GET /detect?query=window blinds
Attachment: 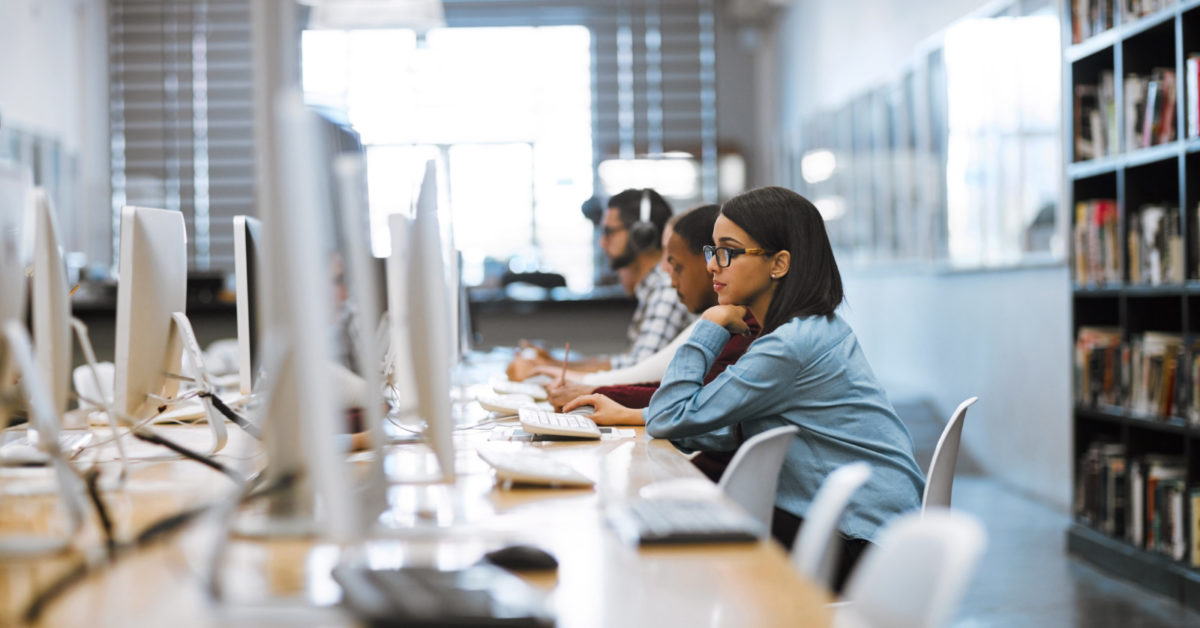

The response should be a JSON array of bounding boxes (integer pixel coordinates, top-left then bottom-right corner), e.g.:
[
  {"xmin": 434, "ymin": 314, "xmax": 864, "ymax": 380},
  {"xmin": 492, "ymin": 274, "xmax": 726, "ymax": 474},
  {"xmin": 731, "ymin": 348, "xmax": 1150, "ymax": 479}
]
[{"xmin": 108, "ymin": 0, "xmax": 254, "ymax": 273}]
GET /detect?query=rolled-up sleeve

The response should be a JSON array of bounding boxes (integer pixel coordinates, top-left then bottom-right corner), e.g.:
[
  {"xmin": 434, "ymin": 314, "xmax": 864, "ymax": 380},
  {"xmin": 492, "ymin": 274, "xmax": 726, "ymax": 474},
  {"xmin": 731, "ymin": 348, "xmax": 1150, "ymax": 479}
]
[{"xmin": 646, "ymin": 320, "xmax": 796, "ymax": 450}]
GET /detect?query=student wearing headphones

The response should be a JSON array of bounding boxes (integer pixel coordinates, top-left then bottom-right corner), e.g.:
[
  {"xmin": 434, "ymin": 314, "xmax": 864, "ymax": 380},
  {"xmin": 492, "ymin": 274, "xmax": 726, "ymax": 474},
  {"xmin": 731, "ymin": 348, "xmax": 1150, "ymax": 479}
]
[
  {"xmin": 508, "ymin": 188, "xmax": 693, "ymax": 377},
  {"xmin": 569, "ymin": 187, "xmax": 924, "ymax": 592}
]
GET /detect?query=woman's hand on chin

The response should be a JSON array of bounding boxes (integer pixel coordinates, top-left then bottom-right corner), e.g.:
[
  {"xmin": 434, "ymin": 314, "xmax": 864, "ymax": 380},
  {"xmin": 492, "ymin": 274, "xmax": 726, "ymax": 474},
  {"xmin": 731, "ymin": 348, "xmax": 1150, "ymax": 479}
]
[{"xmin": 702, "ymin": 305, "xmax": 749, "ymax": 335}]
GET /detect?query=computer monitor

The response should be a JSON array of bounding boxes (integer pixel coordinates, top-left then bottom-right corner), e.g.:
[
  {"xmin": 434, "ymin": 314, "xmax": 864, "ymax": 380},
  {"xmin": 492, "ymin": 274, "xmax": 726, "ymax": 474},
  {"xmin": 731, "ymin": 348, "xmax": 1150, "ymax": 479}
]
[
  {"xmin": 31, "ymin": 189, "xmax": 71, "ymax": 416},
  {"xmin": 0, "ymin": 162, "xmax": 29, "ymax": 326},
  {"xmin": 234, "ymin": 215, "xmax": 262, "ymax": 397},
  {"xmin": 398, "ymin": 159, "xmax": 455, "ymax": 482},
  {"xmin": 0, "ymin": 163, "xmax": 30, "ymax": 430},
  {"xmin": 242, "ymin": 91, "xmax": 358, "ymax": 540},
  {"xmin": 112, "ymin": 206, "xmax": 227, "ymax": 453},
  {"xmin": 113, "ymin": 206, "xmax": 187, "ymax": 422}
]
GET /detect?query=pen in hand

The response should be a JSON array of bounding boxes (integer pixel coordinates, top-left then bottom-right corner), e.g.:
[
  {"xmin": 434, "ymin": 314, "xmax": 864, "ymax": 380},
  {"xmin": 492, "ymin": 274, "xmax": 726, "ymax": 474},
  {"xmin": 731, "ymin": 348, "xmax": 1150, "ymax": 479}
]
[{"xmin": 555, "ymin": 342, "xmax": 570, "ymax": 389}]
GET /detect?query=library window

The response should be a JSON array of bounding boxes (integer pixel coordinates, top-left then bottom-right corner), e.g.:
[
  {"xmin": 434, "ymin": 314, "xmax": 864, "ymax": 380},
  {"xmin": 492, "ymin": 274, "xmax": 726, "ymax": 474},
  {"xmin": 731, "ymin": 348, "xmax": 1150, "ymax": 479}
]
[{"xmin": 301, "ymin": 25, "xmax": 595, "ymax": 290}]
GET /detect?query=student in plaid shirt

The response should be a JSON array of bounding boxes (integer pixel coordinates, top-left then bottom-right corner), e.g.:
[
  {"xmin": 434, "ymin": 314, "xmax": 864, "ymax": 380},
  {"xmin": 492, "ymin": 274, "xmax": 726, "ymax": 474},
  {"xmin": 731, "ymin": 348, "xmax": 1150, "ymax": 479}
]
[{"xmin": 507, "ymin": 188, "xmax": 693, "ymax": 378}]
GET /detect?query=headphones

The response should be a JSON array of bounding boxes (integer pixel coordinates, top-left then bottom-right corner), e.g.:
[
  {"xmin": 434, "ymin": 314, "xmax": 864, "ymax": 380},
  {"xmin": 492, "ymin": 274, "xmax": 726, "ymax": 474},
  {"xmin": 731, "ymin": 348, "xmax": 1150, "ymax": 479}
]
[{"xmin": 628, "ymin": 188, "xmax": 660, "ymax": 253}]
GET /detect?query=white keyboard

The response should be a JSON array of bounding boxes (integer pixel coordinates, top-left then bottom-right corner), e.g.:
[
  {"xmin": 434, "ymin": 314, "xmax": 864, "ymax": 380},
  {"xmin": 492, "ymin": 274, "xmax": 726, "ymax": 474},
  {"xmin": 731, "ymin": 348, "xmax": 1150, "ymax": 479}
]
[
  {"xmin": 492, "ymin": 379, "xmax": 548, "ymax": 401},
  {"xmin": 518, "ymin": 407, "xmax": 601, "ymax": 440},
  {"xmin": 0, "ymin": 431, "xmax": 93, "ymax": 465},
  {"xmin": 477, "ymin": 448, "xmax": 594, "ymax": 488},
  {"xmin": 476, "ymin": 393, "xmax": 538, "ymax": 415}
]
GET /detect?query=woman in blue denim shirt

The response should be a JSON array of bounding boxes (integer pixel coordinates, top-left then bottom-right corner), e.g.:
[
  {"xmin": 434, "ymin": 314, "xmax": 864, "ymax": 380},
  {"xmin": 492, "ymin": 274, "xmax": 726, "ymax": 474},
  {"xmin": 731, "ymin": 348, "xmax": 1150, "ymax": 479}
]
[{"xmin": 571, "ymin": 186, "xmax": 925, "ymax": 592}]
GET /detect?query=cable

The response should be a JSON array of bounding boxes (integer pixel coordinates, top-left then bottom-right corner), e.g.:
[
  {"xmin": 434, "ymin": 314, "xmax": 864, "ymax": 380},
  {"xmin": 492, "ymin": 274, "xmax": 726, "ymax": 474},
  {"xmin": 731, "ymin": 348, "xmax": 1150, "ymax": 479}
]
[
  {"xmin": 131, "ymin": 428, "xmax": 240, "ymax": 481},
  {"xmin": 83, "ymin": 466, "xmax": 117, "ymax": 558},
  {"xmin": 21, "ymin": 470, "xmax": 292, "ymax": 624},
  {"xmin": 199, "ymin": 392, "xmax": 261, "ymax": 440}
]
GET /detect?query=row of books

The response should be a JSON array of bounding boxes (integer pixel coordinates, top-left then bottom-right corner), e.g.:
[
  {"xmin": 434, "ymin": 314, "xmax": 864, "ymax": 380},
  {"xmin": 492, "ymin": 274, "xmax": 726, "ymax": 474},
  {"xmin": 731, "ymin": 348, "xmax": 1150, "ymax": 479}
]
[
  {"xmin": 1071, "ymin": 0, "xmax": 1176, "ymax": 45},
  {"xmin": 1074, "ymin": 72, "xmax": 1117, "ymax": 160},
  {"xmin": 1071, "ymin": 0, "xmax": 1115, "ymax": 44},
  {"xmin": 1073, "ymin": 199, "xmax": 1120, "ymax": 285},
  {"xmin": 1126, "ymin": 69, "xmax": 1177, "ymax": 151},
  {"xmin": 1074, "ymin": 68, "xmax": 1177, "ymax": 160},
  {"xmin": 1074, "ymin": 327, "xmax": 1200, "ymax": 423},
  {"xmin": 1124, "ymin": 0, "xmax": 1175, "ymax": 20},
  {"xmin": 1075, "ymin": 442, "xmax": 1197, "ymax": 563},
  {"xmin": 1128, "ymin": 203, "xmax": 1183, "ymax": 285}
]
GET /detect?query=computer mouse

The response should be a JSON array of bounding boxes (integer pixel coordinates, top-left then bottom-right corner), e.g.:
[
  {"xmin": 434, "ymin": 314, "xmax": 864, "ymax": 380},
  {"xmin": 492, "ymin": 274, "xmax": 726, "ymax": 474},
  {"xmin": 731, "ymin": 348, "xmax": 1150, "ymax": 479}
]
[
  {"xmin": 483, "ymin": 544, "xmax": 559, "ymax": 571},
  {"xmin": 565, "ymin": 404, "xmax": 595, "ymax": 416}
]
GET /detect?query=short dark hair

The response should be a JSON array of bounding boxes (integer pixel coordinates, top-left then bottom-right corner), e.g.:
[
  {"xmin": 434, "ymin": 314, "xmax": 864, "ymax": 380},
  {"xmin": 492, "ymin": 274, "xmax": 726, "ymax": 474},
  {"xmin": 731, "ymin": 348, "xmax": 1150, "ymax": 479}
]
[
  {"xmin": 607, "ymin": 188, "xmax": 673, "ymax": 243},
  {"xmin": 671, "ymin": 204, "xmax": 720, "ymax": 255},
  {"xmin": 719, "ymin": 186, "xmax": 843, "ymax": 333}
]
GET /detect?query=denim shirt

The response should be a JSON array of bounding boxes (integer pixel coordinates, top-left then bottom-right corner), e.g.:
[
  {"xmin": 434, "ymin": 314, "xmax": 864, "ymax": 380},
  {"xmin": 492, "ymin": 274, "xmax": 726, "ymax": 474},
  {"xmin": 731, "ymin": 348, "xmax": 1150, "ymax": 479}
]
[{"xmin": 645, "ymin": 315, "xmax": 925, "ymax": 541}]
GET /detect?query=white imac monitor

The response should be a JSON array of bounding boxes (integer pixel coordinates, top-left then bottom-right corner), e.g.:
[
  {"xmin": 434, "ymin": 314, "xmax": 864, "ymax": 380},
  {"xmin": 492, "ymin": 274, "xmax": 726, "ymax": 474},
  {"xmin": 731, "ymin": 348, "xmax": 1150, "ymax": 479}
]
[
  {"xmin": 31, "ymin": 189, "xmax": 72, "ymax": 416},
  {"xmin": 0, "ymin": 163, "xmax": 30, "ymax": 429},
  {"xmin": 113, "ymin": 206, "xmax": 187, "ymax": 422},
  {"xmin": 234, "ymin": 215, "xmax": 263, "ymax": 397},
  {"xmin": 401, "ymin": 159, "xmax": 455, "ymax": 482},
  {"xmin": 0, "ymin": 162, "xmax": 29, "ymax": 325},
  {"xmin": 243, "ymin": 91, "xmax": 357, "ymax": 540}
]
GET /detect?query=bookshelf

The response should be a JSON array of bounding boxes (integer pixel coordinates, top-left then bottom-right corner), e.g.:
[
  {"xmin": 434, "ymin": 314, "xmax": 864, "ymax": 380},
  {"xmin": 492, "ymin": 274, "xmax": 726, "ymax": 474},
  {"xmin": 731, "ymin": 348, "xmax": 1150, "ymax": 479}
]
[{"xmin": 1067, "ymin": 0, "xmax": 1200, "ymax": 610}]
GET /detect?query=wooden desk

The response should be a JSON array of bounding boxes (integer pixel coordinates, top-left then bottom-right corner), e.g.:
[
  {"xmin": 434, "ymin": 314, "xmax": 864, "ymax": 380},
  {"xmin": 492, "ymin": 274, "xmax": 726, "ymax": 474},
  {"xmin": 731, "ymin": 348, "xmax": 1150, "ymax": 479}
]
[{"xmin": 1, "ymin": 421, "xmax": 831, "ymax": 627}]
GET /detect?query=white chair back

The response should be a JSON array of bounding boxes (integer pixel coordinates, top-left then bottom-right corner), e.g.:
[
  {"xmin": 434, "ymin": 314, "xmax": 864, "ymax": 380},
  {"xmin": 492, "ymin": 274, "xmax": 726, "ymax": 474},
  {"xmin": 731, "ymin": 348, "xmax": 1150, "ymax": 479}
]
[
  {"xmin": 72, "ymin": 361, "xmax": 114, "ymax": 410},
  {"xmin": 922, "ymin": 397, "xmax": 978, "ymax": 512},
  {"xmin": 791, "ymin": 462, "xmax": 872, "ymax": 590},
  {"xmin": 837, "ymin": 508, "xmax": 986, "ymax": 628},
  {"xmin": 717, "ymin": 424, "xmax": 799, "ymax": 530}
]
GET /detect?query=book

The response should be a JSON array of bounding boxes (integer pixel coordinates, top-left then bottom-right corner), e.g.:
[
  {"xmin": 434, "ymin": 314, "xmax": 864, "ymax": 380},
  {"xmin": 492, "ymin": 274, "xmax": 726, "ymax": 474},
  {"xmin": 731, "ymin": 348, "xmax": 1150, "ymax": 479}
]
[
  {"xmin": 1188, "ymin": 55, "xmax": 1200, "ymax": 139},
  {"xmin": 1191, "ymin": 488, "xmax": 1200, "ymax": 567}
]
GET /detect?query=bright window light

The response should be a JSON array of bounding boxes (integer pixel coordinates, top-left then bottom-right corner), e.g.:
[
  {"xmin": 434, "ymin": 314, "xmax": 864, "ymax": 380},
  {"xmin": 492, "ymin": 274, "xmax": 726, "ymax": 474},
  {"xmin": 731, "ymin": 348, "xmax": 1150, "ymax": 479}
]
[
  {"xmin": 800, "ymin": 149, "xmax": 836, "ymax": 184},
  {"xmin": 814, "ymin": 196, "xmax": 846, "ymax": 221},
  {"xmin": 598, "ymin": 158, "xmax": 700, "ymax": 198},
  {"xmin": 302, "ymin": 26, "xmax": 594, "ymax": 289}
]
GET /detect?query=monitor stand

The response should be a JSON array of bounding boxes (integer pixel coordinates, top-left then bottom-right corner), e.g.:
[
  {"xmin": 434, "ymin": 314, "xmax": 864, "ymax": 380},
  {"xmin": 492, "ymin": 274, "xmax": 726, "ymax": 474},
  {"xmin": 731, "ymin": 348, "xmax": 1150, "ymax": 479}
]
[
  {"xmin": 69, "ymin": 317, "xmax": 130, "ymax": 481},
  {"xmin": 0, "ymin": 322, "xmax": 88, "ymax": 558},
  {"xmin": 169, "ymin": 312, "xmax": 229, "ymax": 455}
]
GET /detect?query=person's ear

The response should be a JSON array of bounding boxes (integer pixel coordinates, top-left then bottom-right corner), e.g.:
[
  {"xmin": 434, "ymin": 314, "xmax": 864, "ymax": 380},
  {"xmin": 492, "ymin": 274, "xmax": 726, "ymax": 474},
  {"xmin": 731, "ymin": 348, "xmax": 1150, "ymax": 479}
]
[{"xmin": 770, "ymin": 250, "xmax": 790, "ymax": 280}]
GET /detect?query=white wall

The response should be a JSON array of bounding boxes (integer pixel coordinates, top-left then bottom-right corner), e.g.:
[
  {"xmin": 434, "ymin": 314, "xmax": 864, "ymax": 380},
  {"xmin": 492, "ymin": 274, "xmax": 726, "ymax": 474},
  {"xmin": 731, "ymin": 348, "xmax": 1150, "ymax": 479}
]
[
  {"xmin": 766, "ymin": 0, "xmax": 1073, "ymax": 510},
  {"xmin": 839, "ymin": 266, "xmax": 1071, "ymax": 509},
  {"xmin": 0, "ymin": 0, "xmax": 109, "ymax": 266}
]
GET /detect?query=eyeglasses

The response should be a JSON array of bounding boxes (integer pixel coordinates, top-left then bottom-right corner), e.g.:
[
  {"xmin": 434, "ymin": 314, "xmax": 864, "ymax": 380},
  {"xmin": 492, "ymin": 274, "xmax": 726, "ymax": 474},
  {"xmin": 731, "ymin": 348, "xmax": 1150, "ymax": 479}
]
[
  {"xmin": 703, "ymin": 245, "xmax": 773, "ymax": 268},
  {"xmin": 601, "ymin": 225, "xmax": 627, "ymax": 238}
]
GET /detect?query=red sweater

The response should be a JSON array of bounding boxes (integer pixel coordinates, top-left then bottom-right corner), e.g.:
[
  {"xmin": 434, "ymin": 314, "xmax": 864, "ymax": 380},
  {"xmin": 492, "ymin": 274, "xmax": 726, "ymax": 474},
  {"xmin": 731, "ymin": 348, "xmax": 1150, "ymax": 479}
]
[{"xmin": 595, "ymin": 315, "xmax": 760, "ymax": 409}]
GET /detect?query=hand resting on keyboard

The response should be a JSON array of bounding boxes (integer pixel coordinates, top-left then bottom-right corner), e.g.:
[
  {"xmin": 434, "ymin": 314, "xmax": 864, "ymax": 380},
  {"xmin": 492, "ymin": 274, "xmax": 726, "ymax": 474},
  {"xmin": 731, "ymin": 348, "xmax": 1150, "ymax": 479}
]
[{"xmin": 561, "ymin": 393, "xmax": 644, "ymax": 426}]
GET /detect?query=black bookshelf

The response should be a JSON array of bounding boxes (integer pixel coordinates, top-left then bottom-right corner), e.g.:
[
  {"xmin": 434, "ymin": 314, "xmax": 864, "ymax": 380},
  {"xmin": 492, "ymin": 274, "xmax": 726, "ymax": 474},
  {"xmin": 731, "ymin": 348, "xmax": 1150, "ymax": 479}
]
[{"xmin": 1067, "ymin": 0, "xmax": 1200, "ymax": 612}]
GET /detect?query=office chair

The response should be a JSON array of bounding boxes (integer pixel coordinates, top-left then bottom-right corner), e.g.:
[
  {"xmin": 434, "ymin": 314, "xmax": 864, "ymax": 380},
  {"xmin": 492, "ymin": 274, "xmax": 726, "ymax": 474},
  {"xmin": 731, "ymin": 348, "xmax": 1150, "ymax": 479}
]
[
  {"xmin": 791, "ymin": 462, "xmax": 872, "ymax": 592},
  {"xmin": 835, "ymin": 508, "xmax": 986, "ymax": 628},
  {"xmin": 922, "ymin": 397, "xmax": 978, "ymax": 513},
  {"xmin": 717, "ymin": 424, "xmax": 800, "ymax": 530}
]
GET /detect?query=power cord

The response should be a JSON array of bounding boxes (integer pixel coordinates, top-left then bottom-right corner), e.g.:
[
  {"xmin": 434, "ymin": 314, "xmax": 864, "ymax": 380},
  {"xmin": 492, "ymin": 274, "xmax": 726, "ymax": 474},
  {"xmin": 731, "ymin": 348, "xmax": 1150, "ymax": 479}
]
[
  {"xmin": 198, "ymin": 391, "xmax": 261, "ymax": 440},
  {"xmin": 21, "ymin": 470, "xmax": 292, "ymax": 624}
]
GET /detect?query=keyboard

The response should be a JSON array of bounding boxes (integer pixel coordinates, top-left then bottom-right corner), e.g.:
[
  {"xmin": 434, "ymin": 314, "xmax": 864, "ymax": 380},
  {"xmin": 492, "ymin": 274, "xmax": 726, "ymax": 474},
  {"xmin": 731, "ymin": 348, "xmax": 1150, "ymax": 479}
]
[
  {"xmin": 0, "ymin": 431, "xmax": 93, "ymax": 465},
  {"xmin": 332, "ymin": 563, "xmax": 554, "ymax": 627},
  {"xmin": 492, "ymin": 379, "xmax": 548, "ymax": 401},
  {"xmin": 606, "ymin": 498, "xmax": 765, "ymax": 545},
  {"xmin": 477, "ymin": 448, "xmax": 594, "ymax": 488},
  {"xmin": 517, "ymin": 407, "xmax": 600, "ymax": 439}
]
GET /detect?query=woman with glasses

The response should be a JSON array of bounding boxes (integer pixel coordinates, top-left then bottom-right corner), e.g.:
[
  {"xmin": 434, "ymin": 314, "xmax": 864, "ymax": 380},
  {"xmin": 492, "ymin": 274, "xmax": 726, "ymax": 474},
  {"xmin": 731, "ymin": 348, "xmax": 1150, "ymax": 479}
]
[{"xmin": 567, "ymin": 186, "xmax": 924, "ymax": 593}]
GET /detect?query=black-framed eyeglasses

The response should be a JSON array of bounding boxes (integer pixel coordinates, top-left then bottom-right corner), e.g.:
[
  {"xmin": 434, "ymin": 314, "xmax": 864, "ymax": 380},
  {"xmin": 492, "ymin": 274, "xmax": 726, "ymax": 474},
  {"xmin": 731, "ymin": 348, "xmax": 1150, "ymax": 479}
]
[
  {"xmin": 703, "ymin": 245, "xmax": 774, "ymax": 268},
  {"xmin": 601, "ymin": 225, "xmax": 627, "ymax": 238}
]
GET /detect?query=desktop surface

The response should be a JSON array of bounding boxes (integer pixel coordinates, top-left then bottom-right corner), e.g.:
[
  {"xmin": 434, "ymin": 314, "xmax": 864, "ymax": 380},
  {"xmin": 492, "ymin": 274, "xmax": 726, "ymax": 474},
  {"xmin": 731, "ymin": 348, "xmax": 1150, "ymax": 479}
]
[{"xmin": 0, "ymin": 376, "xmax": 831, "ymax": 627}]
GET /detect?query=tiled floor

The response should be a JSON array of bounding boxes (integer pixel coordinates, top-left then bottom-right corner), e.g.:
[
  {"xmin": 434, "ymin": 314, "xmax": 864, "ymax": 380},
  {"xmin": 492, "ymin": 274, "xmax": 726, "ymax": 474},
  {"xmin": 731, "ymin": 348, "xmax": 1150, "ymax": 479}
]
[
  {"xmin": 892, "ymin": 400, "xmax": 1200, "ymax": 627},
  {"xmin": 948, "ymin": 476, "xmax": 1200, "ymax": 627}
]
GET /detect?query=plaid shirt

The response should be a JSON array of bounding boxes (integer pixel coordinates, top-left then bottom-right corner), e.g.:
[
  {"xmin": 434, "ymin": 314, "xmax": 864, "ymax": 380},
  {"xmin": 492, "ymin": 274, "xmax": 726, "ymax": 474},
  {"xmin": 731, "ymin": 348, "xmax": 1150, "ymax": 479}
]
[{"xmin": 611, "ymin": 267, "xmax": 694, "ymax": 369}]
